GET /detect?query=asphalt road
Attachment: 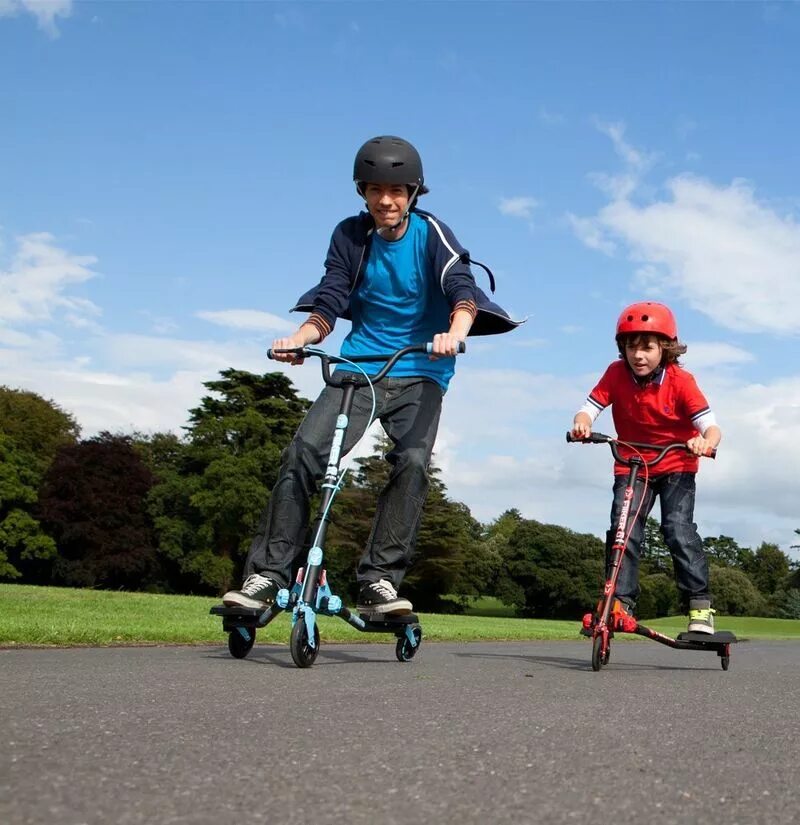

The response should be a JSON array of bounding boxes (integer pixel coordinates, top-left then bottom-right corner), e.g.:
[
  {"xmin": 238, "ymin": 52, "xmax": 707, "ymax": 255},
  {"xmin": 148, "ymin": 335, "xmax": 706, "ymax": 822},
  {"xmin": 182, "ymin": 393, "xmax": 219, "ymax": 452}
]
[{"xmin": 2, "ymin": 638, "xmax": 798, "ymax": 825}]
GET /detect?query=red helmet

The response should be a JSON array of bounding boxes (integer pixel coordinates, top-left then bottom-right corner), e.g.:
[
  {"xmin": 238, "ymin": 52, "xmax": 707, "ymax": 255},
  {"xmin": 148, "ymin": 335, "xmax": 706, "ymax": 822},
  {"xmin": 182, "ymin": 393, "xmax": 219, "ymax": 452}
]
[{"xmin": 616, "ymin": 302, "xmax": 678, "ymax": 340}]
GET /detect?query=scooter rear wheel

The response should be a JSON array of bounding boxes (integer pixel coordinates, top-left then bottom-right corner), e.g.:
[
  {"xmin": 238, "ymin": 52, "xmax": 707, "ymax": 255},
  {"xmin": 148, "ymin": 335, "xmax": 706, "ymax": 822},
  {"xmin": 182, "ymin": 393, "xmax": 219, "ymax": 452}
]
[
  {"xmin": 395, "ymin": 626, "xmax": 422, "ymax": 662},
  {"xmin": 228, "ymin": 627, "xmax": 256, "ymax": 659},
  {"xmin": 290, "ymin": 616, "xmax": 320, "ymax": 668}
]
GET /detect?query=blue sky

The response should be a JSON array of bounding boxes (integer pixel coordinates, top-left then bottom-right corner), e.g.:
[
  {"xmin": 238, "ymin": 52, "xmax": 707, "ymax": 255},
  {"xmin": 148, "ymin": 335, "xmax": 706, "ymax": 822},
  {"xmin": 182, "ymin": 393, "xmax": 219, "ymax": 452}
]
[{"xmin": 2, "ymin": 1, "xmax": 799, "ymax": 556}]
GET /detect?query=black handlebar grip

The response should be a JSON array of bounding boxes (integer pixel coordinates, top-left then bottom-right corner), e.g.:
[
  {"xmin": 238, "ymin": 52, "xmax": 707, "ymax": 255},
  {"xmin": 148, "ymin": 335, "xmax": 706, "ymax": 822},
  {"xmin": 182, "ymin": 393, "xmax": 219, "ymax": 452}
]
[
  {"xmin": 267, "ymin": 346, "xmax": 307, "ymax": 361},
  {"xmin": 566, "ymin": 431, "xmax": 612, "ymax": 444}
]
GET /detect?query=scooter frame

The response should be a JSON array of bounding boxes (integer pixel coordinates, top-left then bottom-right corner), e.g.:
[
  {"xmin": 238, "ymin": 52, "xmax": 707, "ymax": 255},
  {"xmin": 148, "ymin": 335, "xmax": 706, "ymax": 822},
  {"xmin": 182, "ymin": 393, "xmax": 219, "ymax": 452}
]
[
  {"xmin": 212, "ymin": 342, "xmax": 462, "ymax": 667},
  {"xmin": 567, "ymin": 431, "xmax": 736, "ymax": 672}
]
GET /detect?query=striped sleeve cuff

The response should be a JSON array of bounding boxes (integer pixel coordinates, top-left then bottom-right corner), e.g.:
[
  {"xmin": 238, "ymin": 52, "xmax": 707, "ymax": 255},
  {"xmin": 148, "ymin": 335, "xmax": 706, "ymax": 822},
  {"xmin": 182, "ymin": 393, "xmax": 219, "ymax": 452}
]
[
  {"xmin": 304, "ymin": 312, "xmax": 332, "ymax": 342},
  {"xmin": 449, "ymin": 299, "xmax": 478, "ymax": 324},
  {"xmin": 691, "ymin": 408, "xmax": 717, "ymax": 435},
  {"xmin": 578, "ymin": 396, "xmax": 605, "ymax": 423}
]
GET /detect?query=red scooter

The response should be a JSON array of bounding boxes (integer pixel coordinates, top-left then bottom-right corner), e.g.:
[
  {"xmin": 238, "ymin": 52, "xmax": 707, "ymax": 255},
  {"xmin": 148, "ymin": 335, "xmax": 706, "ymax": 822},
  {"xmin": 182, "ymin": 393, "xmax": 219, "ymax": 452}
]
[{"xmin": 567, "ymin": 431, "xmax": 736, "ymax": 672}]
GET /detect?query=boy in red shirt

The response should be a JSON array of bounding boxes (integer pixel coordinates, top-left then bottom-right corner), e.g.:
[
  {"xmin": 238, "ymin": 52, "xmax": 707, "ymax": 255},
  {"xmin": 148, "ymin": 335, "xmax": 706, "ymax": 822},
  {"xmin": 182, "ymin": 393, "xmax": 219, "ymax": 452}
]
[{"xmin": 571, "ymin": 302, "xmax": 722, "ymax": 633}]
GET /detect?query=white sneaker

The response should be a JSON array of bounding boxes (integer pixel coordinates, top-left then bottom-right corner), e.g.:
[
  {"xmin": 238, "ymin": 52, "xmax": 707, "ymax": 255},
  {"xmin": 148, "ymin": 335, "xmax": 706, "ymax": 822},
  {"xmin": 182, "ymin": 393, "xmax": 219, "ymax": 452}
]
[
  {"xmin": 222, "ymin": 574, "xmax": 278, "ymax": 608},
  {"xmin": 356, "ymin": 579, "xmax": 413, "ymax": 615}
]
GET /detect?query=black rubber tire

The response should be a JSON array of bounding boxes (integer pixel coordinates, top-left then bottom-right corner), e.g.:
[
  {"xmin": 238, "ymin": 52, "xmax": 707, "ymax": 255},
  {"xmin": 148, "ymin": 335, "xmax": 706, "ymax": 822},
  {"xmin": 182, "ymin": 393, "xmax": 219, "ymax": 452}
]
[
  {"xmin": 591, "ymin": 634, "xmax": 606, "ymax": 672},
  {"xmin": 721, "ymin": 656, "xmax": 730, "ymax": 671},
  {"xmin": 290, "ymin": 616, "xmax": 320, "ymax": 668},
  {"xmin": 228, "ymin": 628, "xmax": 255, "ymax": 659},
  {"xmin": 395, "ymin": 626, "xmax": 423, "ymax": 662}
]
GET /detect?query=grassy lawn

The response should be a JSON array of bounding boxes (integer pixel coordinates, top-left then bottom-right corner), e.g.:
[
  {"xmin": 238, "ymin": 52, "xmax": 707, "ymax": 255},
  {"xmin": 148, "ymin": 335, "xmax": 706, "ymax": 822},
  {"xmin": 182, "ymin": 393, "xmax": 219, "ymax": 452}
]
[{"xmin": 1, "ymin": 584, "xmax": 799, "ymax": 647}]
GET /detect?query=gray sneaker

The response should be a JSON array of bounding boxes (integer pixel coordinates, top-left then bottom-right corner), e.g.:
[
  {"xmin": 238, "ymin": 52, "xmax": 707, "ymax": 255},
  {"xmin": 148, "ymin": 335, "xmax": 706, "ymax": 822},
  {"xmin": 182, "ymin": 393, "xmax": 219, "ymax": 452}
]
[
  {"xmin": 688, "ymin": 598, "xmax": 716, "ymax": 634},
  {"xmin": 357, "ymin": 579, "xmax": 413, "ymax": 616},
  {"xmin": 222, "ymin": 573, "xmax": 278, "ymax": 609}
]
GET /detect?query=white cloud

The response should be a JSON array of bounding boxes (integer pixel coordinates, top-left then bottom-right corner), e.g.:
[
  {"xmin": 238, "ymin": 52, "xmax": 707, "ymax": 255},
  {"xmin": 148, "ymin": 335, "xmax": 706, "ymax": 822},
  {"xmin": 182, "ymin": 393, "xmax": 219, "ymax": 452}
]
[
  {"xmin": 197, "ymin": 309, "xmax": 294, "ymax": 333},
  {"xmin": 0, "ymin": 0, "xmax": 72, "ymax": 37},
  {"xmin": 682, "ymin": 342, "xmax": 755, "ymax": 370},
  {"xmin": 567, "ymin": 213, "xmax": 617, "ymax": 255},
  {"xmin": 594, "ymin": 120, "xmax": 655, "ymax": 172},
  {"xmin": 498, "ymin": 196, "xmax": 538, "ymax": 220},
  {"xmin": 0, "ymin": 232, "xmax": 100, "ymax": 325},
  {"xmin": 0, "ymin": 232, "xmax": 320, "ymax": 435},
  {"xmin": 572, "ymin": 123, "xmax": 800, "ymax": 337},
  {"xmin": 584, "ymin": 177, "xmax": 800, "ymax": 335}
]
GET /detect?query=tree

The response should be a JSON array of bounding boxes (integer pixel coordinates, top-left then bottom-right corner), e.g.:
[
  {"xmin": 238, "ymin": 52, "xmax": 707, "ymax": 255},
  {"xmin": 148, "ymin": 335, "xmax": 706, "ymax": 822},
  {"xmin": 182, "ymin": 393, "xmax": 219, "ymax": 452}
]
[
  {"xmin": 147, "ymin": 369, "xmax": 310, "ymax": 593},
  {"xmin": 637, "ymin": 573, "xmax": 679, "ymax": 619},
  {"xmin": 772, "ymin": 589, "xmax": 800, "ymax": 620},
  {"xmin": 748, "ymin": 542, "xmax": 791, "ymax": 596},
  {"xmin": 702, "ymin": 534, "xmax": 745, "ymax": 568},
  {"xmin": 0, "ymin": 386, "xmax": 80, "ymax": 474},
  {"xmin": 403, "ymin": 467, "xmax": 482, "ymax": 611},
  {"xmin": 641, "ymin": 517, "xmax": 671, "ymax": 575},
  {"xmin": 0, "ymin": 388, "xmax": 79, "ymax": 582},
  {"xmin": 709, "ymin": 567, "xmax": 766, "ymax": 616},
  {"xmin": 0, "ymin": 435, "xmax": 57, "ymax": 580},
  {"xmin": 494, "ymin": 518, "xmax": 604, "ymax": 619},
  {"xmin": 38, "ymin": 433, "xmax": 159, "ymax": 589}
]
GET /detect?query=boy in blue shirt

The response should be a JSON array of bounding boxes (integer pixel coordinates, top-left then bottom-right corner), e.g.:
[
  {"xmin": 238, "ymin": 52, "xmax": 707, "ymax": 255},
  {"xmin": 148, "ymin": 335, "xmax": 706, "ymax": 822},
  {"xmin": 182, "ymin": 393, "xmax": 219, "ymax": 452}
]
[{"xmin": 224, "ymin": 136, "xmax": 519, "ymax": 615}]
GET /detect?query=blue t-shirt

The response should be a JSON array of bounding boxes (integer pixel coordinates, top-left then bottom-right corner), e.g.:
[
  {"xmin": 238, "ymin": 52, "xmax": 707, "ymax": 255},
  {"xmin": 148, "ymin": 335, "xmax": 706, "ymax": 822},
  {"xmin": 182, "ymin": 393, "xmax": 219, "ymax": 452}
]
[{"xmin": 338, "ymin": 213, "xmax": 455, "ymax": 391}]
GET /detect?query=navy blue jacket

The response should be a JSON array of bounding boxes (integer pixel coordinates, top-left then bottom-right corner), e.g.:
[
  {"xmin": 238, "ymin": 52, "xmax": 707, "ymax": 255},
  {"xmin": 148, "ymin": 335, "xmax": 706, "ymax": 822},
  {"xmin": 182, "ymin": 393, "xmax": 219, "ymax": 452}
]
[{"xmin": 291, "ymin": 209, "xmax": 522, "ymax": 337}]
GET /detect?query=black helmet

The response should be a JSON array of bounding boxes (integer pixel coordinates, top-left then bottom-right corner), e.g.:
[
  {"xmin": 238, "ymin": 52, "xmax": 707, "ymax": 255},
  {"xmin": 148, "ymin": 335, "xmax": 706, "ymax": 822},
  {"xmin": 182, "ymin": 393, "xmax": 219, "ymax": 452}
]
[{"xmin": 353, "ymin": 136, "xmax": 429, "ymax": 193}]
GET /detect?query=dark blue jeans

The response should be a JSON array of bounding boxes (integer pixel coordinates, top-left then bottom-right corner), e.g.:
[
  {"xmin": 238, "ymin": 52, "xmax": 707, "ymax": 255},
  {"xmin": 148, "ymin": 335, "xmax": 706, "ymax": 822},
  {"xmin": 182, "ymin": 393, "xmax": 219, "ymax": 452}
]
[
  {"xmin": 607, "ymin": 472, "xmax": 710, "ymax": 608},
  {"xmin": 244, "ymin": 376, "xmax": 443, "ymax": 588}
]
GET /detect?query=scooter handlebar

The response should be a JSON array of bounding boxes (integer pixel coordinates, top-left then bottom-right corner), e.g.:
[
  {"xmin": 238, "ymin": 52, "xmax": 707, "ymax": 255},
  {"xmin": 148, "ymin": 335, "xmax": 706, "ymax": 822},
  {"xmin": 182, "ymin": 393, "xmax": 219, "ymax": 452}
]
[
  {"xmin": 566, "ymin": 431, "xmax": 716, "ymax": 462},
  {"xmin": 268, "ymin": 341, "xmax": 466, "ymax": 386},
  {"xmin": 267, "ymin": 341, "xmax": 466, "ymax": 361}
]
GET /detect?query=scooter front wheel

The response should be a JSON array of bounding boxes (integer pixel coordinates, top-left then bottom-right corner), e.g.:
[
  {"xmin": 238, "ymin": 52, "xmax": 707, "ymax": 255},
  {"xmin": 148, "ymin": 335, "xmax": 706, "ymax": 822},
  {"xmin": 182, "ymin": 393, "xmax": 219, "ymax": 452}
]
[
  {"xmin": 591, "ymin": 633, "xmax": 608, "ymax": 671},
  {"xmin": 290, "ymin": 616, "xmax": 320, "ymax": 668}
]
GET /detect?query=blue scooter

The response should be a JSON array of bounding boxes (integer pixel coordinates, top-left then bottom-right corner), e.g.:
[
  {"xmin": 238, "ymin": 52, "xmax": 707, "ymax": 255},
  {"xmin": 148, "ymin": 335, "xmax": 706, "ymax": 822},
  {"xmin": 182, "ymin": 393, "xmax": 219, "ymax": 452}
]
[{"xmin": 212, "ymin": 342, "xmax": 462, "ymax": 667}]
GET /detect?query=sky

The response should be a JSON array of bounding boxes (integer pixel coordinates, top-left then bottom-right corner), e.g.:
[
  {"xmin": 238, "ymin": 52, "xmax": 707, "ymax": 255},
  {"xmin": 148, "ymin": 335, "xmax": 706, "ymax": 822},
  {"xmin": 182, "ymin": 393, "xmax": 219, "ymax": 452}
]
[{"xmin": 2, "ymin": 0, "xmax": 799, "ymax": 557}]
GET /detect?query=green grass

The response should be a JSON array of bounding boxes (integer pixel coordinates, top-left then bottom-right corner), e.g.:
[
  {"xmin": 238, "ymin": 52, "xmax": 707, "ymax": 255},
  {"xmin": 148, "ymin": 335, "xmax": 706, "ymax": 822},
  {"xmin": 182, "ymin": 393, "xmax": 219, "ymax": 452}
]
[{"xmin": 1, "ymin": 584, "xmax": 799, "ymax": 647}]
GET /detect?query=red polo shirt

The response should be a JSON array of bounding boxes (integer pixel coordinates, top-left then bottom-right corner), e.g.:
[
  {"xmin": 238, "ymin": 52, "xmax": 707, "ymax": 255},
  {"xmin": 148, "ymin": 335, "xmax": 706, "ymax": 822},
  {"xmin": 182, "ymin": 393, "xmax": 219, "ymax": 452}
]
[{"xmin": 586, "ymin": 361, "xmax": 711, "ymax": 475}]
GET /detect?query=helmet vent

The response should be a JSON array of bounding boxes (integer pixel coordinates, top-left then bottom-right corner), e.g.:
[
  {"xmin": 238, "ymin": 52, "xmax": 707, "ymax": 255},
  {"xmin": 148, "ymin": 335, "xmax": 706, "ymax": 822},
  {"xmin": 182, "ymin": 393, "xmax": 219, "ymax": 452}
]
[{"xmin": 641, "ymin": 314, "xmax": 649, "ymax": 321}]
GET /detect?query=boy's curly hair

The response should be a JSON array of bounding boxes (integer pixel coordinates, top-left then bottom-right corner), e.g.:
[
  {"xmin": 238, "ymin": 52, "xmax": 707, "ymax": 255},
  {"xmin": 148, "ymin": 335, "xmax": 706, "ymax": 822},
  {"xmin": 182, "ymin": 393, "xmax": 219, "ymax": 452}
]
[{"xmin": 616, "ymin": 333, "xmax": 688, "ymax": 366}]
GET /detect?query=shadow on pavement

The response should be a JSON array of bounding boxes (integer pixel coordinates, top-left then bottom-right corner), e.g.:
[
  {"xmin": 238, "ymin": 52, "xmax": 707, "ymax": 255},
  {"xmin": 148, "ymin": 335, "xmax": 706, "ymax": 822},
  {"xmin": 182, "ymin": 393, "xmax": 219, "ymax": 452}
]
[
  {"xmin": 202, "ymin": 645, "xmax": 404, "ymax": 668},
  {"xmin": 453, "ymin": 648, "xmax": 725, "ymax": 672}
]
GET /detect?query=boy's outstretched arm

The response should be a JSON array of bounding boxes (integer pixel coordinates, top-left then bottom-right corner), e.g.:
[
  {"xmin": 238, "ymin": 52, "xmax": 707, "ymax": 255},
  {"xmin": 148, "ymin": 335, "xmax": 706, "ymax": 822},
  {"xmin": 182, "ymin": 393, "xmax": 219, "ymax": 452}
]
[
  {"xmin": 572, "ymin": 412, "xmax": 593, "ymax": 439},
  {"xmin": 687, "ymin": 425, "xmax": 722, "ymax": 457}
]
